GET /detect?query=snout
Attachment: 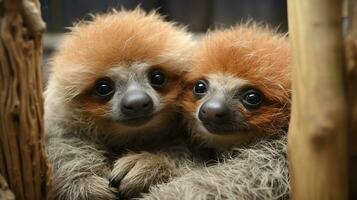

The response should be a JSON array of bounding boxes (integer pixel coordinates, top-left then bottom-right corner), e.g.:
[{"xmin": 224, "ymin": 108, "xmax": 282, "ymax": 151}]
[
  {"xmin": 120, "ymin": 89, "xmax": 154, "ymax": 120},
  {"xmin": 198, "ymin": 98, "xmax": 240, "ymax": 134},
  {"xmin": 199, "ymin": 98, "xmax": 231, "ymax": 123}
]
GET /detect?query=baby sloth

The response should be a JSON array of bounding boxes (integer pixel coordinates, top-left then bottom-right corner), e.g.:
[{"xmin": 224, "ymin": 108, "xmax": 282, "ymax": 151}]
[
  {"xmin": 143, "ymin": 25, "xmax": 291, "ymax": 200},
  {"xmin": 45, "ymin": 9, "xmax": 193, "ymax": 200}
]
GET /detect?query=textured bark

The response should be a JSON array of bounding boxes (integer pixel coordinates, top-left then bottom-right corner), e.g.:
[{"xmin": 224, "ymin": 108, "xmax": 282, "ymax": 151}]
[
  {"xmin": 0, "ymin": 0, "xmax": 52, "ymax": 200},
  {"xmin": 287, "ymin": 0, "xmax": 348, "ymax": 199},
  {"xmin": 345, "ymin": 0, "xmax": 357, "ymax": 198}
]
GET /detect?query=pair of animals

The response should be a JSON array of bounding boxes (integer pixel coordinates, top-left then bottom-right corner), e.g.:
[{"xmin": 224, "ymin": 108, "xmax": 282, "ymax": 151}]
[{"xmin": 45, "ymin": 8, "xmax": 291, "ymax": 200}]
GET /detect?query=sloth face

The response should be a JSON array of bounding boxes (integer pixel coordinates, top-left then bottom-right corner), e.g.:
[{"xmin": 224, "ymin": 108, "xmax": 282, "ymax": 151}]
[
  {"xmin": 184, "ymin": 73, "xmax": 265, "ymax": 134},
  {"xmin": 182, "ymin": 26, "xmax": 291, "ymax": 149},
  {"xmin": 184, "ymin": 72, "xmax": 290, "ymax": 149},
  {"xmin": 45, "ymin": 9, "xmax": 192, "ymax": 138},
  {"xmin": 192, "ymin": 74, "xmax": 258, "ymax": 134},
  {"xmin": 76, "ymin": 62, "xmax": 181, "ymax": 129}
]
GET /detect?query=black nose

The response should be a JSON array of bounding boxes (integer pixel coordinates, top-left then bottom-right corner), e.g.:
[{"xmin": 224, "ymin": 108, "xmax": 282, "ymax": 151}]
[
  {"xmin": 120, "ymin": 90, "xmax": 153, "ymax": 116},
  {"xmin": 198, "ymin": 99, "xmax": 230, "ymax": 123}
]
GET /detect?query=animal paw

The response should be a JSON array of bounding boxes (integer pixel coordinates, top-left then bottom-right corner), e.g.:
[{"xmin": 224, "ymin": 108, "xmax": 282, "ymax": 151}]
[{"xmin": 109, "ymin": 152, "xmax": 176, "ymax": 199}]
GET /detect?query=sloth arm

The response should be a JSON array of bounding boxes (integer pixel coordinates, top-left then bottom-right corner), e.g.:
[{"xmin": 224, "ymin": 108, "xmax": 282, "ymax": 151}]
[
  {"xmin": 46, "ymin": 136, "xmax": 117, "ymax": 200},
  {"xmin": 141, "ymin": 137, "xmax": 289, "ymax": 200}
]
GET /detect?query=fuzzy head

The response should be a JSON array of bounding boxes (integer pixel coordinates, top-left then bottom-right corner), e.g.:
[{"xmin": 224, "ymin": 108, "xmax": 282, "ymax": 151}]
[
  {"xmin": 45, "ymin": 9, "xmax": 193, "ymax": 142},
  {"xmin": 182, "ymin": 25, "xmax": 291, "ymax": 150}
]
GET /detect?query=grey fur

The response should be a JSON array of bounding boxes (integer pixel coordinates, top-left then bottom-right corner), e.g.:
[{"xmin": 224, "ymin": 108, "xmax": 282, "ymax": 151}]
[
  {"xmin": 46, "ymin": 136, "xmax": 117, "ymax": 200},
  {"xmin": 45, "ymin": 116, "xmax": 190, "ymax": 200},
  {"xmin": 142, "ymin": 136, "xmax": 289, "ymax": 200},
  {"xmin": 45, "ymin": 124, "xmax": 189, "ymax": 200},
  {"xmin": 110, "ymin": 145, "xmax": 195, "ymax": 199}
]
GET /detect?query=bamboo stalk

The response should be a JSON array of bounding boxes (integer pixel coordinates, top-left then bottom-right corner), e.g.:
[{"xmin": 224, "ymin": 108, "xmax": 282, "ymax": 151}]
[
  {"xmin": 0, "ymin": 0, "xmax": 52, "ymax": 199},
  {"xmin": 287, "ymin": 0, "xmax": 348, "ymax": 199}
]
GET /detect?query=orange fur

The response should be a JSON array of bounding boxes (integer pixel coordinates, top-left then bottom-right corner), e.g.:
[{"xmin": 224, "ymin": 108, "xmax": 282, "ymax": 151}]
[
  {"xmin": 48, "ymin": 9, "xmax": 193, "ymax": 134},
  {"xmin": 182, "ymin": 25, "xmax": 291, "ymax": 149},
  {"xmin": 51, "ymin": 9, "xmax": 191, "ymax": 73}
]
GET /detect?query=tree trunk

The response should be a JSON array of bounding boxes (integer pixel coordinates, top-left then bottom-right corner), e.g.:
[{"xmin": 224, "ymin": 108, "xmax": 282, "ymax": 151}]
[
  {"xmin": 287, "ymin": 0, "xmax": 348, "ymax": 199},
  {"xmin": 0, "ymin": 0, "xmax": 52, "ymax": 199},
  {"xmin": 345, "ymin": 0, "xmax": 357, "ymax": 198}
]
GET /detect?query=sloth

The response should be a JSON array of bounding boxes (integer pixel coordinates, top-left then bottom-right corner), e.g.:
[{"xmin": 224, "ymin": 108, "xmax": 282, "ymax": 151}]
[
  {"xmin": 44, "ymin": 9, "xmax": 194, "ymax": 200},
  {"xmin": 142, "ymin": 25, "xmax": 292, "ymax": 200}
]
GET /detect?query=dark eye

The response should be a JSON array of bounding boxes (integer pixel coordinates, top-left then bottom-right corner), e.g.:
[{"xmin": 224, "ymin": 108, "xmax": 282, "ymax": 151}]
[
  {"xmin": 242, "ymin": 89, "xmax": 262, "ymax": 108},
  {"xmin": 149, "ymin": 70, "xmax": 167, "ymax": 89},
  {"xmin": 193, "ymin": 80, "xmax": 208, "ymax": 96},
  {"xmin": 94, "ymin": 80, "xmax": 114, "ymax": 99}
]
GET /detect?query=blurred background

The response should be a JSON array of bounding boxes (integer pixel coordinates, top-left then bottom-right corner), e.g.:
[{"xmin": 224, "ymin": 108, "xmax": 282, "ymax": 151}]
[{"xmin": 40, "ymin": 0, "xmax": 288, "ymax": 77}]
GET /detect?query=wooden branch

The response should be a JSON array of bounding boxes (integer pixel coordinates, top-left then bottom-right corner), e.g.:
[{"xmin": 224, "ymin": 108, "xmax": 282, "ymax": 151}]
[
  {"xmin": 21, "ymin": 0, "xmax": 46, "ymax": 35},
  {"xmin": 0, "ymin": 0, "xmax": 52, "ymax": 199},
  {"xmin": 287, "ymin": 0, "xmax": 348, "ymax": 199},
  {"xmin": 345, "ymin": 0, "xmax": 357, "ymax": 198}
]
